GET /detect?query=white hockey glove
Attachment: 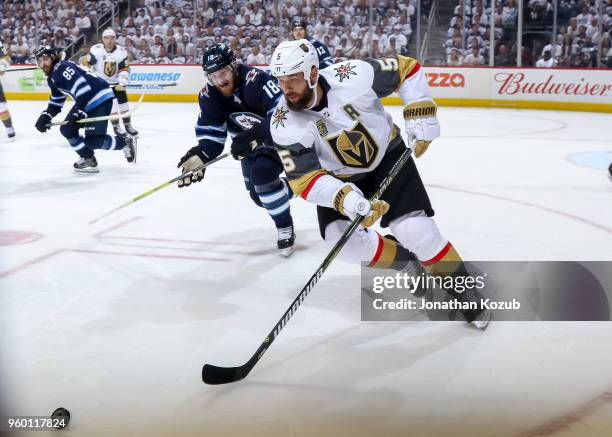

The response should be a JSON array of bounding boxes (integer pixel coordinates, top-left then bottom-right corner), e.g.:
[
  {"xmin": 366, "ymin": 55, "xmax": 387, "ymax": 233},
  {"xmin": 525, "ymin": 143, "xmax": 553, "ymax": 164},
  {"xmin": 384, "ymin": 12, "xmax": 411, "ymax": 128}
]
[
  {"xmin": 333, "ymin": 183, "xmax": 389, "ymax": 228},
  {"xmin": 403, "ymin": 98, "xmax": 440, "ymax": 158},
  {"xmin": 118, "ymin": 70, "xmax": 130, "ymax": 88},
  {"xmin": 0, "ymin": 59, "xmax": 8, "ymax": 76}
]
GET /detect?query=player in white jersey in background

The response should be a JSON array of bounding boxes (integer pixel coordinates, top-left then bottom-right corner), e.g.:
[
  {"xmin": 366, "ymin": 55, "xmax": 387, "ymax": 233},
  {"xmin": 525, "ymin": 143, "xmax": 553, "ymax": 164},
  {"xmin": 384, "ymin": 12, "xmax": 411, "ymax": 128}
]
[
  {"xmin": 265, "ymin": 40, "xmax": 490, "ymax": 328},
  {"xmin": 0, "ymin": 42, "xmax": 16, "ymax": 141},
  {"xmin": 82, "ymin": 28, "xmax": 138, "ymax": 137}
]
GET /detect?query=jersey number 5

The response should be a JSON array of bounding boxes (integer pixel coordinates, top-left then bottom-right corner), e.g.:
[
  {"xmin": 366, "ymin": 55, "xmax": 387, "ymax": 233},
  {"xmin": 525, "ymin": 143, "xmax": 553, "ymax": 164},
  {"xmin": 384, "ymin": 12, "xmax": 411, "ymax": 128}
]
[
  {"xmin": 376, "ymin": 58, "xmax": 398, "ymax": 71},
  {"xmin": 278, "ymin": 150, "xmax": 296, "ymax": 173}
]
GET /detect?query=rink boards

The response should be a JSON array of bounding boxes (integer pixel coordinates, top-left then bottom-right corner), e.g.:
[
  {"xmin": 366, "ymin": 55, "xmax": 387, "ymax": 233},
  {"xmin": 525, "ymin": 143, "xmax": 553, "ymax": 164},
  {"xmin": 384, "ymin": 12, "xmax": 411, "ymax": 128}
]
[{"xmin": 3, "ymin": 64, "xmax": 612, "ymax": 113}]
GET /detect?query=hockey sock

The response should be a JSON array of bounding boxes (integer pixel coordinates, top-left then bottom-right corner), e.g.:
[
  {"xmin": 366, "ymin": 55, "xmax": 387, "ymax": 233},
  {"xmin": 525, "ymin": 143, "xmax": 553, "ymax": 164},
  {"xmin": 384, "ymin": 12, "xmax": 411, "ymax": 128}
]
[
  {"xmin": 251, "ymin": 155, "xmax": 293, "ymax": 229},
  {"xmin": 86, "ymin": 135, "xmax": 125, "ymax": 151},
  {"xmin": 1, "ymin": 111, "xmax": 13, "ymax": 128},
  {"xmin": 254, "ymin": 178, "xmax": 293, "ymax": 229},
  {"xmin": 67, "ymin": 135, "xmax": 94, "ymax": 158},
  {"xmin": 422, "ymin": 243, "xmax": 485, "ymax": 322}
]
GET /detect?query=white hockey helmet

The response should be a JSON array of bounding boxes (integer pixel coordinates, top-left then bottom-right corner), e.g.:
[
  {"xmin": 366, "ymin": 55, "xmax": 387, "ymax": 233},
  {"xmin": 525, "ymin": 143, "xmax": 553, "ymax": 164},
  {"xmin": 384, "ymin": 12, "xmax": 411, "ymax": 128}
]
[
  {"xmin": 102, "ymin": 28, "xmax": 116, "ymax": 39},
  {"xmin": 270, "ymin": 39, "xmax": 319, "ymax": 89}
]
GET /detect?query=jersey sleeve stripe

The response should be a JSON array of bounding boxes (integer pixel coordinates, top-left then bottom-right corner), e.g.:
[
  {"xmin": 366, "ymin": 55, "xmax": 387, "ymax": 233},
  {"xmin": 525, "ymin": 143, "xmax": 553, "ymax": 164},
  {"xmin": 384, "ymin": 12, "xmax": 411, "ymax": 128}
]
[
  {"xmin": 74, "ymin": 84, "xmax": 92, "ymax": 97},
  {"xmin": 69, "ymin": 76, "xmax": 87, "ymax": 95},
  {"xmin": 195, "ymin": 134, "xmax": 226, "ymax": 143},
  {"xmin": 195, "ymin": 123, "xmax": 227, "ymax": 133}
]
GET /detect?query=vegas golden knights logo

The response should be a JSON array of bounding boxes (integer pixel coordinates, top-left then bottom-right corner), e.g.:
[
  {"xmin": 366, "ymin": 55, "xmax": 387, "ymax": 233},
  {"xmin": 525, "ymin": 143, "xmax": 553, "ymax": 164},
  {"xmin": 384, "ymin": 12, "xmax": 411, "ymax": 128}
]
[
  {"xmin": 326, "ymin": 121, "xmax": 379, "ymax": 168},
  {"xmin": 104, "ymin": 61, "xmax": 117, "ymax": 77}
]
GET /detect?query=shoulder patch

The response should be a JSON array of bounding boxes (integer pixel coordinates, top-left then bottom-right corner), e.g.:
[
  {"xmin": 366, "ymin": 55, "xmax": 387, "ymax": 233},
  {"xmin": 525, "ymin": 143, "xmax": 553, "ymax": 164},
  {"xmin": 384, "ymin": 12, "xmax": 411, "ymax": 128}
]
[
  {"xmin": 245, "ymin": 69, "xmax": 258, "ymax": 85},
  {"xmin": 199, "ymin": 84, "xmax": 209, "ymax": 98},
  {"xmin": 333, "ymin": 62, "xmax": 358, "ymax": 82},
  {"xmin": 271, "ymin": 106, "xmax": 289, "ymax": 129}
]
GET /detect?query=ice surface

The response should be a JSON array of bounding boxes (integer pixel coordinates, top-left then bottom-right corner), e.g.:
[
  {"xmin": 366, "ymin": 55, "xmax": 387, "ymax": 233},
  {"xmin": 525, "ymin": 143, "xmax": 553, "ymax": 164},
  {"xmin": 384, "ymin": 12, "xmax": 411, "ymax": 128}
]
[{"xmin": 1, "ymin": 101, "xmax": 611, "ymax": 436}]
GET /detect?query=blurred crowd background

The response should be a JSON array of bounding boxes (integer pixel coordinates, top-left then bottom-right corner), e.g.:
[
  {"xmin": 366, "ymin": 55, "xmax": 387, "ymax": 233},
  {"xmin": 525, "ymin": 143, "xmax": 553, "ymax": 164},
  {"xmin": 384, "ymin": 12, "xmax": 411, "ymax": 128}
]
[{"xmin": 1, "ymin": 0, "xmax": 610, "ymax": 68}]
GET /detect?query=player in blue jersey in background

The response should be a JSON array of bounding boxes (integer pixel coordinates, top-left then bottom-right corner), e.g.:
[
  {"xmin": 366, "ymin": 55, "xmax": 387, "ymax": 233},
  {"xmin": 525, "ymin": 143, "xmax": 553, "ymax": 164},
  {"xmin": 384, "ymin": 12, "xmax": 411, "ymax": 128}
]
[
  {"xmin": 176, "ymin": 43, "xmax": 296, "ymax": 256},
  {"xmin": 33, "ymin": 46, "xmax": 136, "ymax": 173},
  {"xmin": 291, "ymin": 17, "xmax": 334, "ymax": 69}
]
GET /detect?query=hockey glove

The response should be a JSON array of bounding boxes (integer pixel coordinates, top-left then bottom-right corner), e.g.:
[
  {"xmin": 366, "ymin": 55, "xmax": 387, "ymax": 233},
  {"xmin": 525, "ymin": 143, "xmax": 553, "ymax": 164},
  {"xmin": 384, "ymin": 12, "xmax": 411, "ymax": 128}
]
[
  {"xmin": 66, "ymin": 109, "xmax": 88, "ymax": 126},
  {"xmin": 177, "ymin": 146, "xmax": 209, "ymax": 187},
  {"xmin": 403, "ymin": 98, "xmax": 440, "ymax": 158},
  {"xmin": 230, "ymin": 128, "xmax": 259, "ymax": 160},
  {"xmin": 333, "ymin": 184, "xmax": 390, "ymax": 228},
  {"xmin": 35, "ymin": 111, "xmax": 53, "ymax": 133}
]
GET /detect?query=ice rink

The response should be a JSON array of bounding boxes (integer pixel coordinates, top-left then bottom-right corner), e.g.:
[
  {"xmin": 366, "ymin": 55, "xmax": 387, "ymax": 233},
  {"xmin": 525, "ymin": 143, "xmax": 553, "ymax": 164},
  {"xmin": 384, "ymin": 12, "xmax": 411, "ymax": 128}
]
[{"xmin": 1, "ymin": 100, "xmax": 611, "ymax": 436}]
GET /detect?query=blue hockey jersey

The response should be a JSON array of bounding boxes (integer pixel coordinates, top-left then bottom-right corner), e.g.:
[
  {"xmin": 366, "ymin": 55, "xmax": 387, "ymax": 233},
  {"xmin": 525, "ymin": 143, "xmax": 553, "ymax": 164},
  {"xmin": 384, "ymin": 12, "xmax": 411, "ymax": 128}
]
[
  {"xmin": 194, "ymin": 64, "xmax": 282, "ymax": 158},
  {"xmin": 45, "ymin": 60, "xmax": 114, "ymax": 116},
  {"xmin": 309, "ymin": 38, "xmax": 333, "ymax": 68}
]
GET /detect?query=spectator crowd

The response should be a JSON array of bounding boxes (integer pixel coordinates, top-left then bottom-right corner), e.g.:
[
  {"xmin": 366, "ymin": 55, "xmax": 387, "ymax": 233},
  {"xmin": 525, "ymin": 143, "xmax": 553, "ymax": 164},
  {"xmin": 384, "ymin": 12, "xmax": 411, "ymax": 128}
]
[
  {"xmin": 444, "ymin": 0, "xmax": 611, "ymax": 68},
  {"xmin": 1, "ymin": 0, "xmax": 114, "ymax": 64},
  {"xmin": 108, "ymin": 0, "xmax": 421, "ymax": 64}
]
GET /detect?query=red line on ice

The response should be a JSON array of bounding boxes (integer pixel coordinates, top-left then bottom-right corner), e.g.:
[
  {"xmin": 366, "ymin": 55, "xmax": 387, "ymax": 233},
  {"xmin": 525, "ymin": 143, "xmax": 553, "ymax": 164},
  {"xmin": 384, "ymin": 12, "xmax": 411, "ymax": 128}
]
[
  {"xmin": 522, "ymin": 390, "xmax": 612, "ymax": 436},
  {"xmin": 429, "ymin": 185, "xmax": 612, "ymax": 235}
]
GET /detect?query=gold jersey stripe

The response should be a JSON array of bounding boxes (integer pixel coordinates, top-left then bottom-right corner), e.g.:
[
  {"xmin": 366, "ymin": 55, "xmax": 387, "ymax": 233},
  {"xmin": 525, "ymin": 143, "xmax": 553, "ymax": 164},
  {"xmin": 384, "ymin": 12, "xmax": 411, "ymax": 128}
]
[
  {"xmin": 396, "ymin": 55, "xmax": 419, "ymax": 91},
  {"xmin": 289, "ymin": 169, "xmax": 327, "ymax": 198}
]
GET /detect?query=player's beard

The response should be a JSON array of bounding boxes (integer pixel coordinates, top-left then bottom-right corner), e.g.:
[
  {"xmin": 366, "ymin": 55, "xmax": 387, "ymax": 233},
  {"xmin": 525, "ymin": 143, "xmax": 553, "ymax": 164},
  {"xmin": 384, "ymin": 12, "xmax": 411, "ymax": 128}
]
[{"xmin": 286, "ymin": 86, "xmax": 314, "ymax": 111}]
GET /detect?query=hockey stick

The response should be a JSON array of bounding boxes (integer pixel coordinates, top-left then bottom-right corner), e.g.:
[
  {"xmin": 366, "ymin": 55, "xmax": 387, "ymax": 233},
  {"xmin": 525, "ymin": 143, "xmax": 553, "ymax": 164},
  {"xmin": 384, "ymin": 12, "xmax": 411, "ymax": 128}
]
[
  {"xmin": 88, "ymin": 112, "xmax": 263, "ymax": 225},
  {"xmin": 125, "ymin": 82, "xmax": 178, "ymax": 88},
  {"xmin": 5, "ymin": 67, "xmax": 39, "ymax": 72},
  {"xmin": 202, "ymin": 146, "xmax": 413, "ymax": 385},
  {"xmin": 50, "ymin": 94, "xmax": 144, "ymax": 126},
  {"xmin": 88, "ymin": 151, "xmax": 230, "ymax": 224}
]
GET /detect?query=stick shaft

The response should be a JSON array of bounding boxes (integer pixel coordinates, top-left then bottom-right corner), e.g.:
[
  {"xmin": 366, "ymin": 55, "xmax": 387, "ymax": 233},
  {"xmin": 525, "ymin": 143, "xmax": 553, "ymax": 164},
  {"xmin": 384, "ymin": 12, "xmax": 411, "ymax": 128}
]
[
  {"xmin": 89, "ymin": 152, "xmax": 231, "ymax": 224},
  {"xmin": 50, "ymin": 94, "xmax": 144, "ymax": 126}
]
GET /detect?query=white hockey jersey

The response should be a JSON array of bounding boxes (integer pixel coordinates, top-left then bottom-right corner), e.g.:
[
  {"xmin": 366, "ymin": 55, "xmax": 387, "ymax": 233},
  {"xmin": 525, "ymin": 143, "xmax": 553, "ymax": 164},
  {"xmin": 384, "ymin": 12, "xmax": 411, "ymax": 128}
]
[
  {"xmin": 84, "ymin": 43, "xmax": 129, "ymax": 84},
  {"xmin": 270, "ymin": 55, "xmax": 432, "ymax": 206}
]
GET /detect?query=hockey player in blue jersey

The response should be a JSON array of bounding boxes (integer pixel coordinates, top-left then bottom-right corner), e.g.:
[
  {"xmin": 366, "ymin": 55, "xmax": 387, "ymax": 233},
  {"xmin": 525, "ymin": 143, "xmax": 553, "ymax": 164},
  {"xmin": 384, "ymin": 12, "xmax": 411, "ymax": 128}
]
[
  {"xmin": 176, "ymin": 43, "xmax": 296, "ymax": 256},
  {"xmin": 33, "ymin": 46, "xmax": 136, "ymax": 173},
  {"xmin": 291, "ymin": 17, "xmax": 334, "ymax": 68}
]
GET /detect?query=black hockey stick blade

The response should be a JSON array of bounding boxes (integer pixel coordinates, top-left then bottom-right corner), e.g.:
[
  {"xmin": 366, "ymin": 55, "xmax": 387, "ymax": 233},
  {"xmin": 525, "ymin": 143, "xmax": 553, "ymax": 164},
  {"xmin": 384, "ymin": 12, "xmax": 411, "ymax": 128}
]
[{"xmin": 202, "ymin": 364, "xmax": 247, "ymax": 385}]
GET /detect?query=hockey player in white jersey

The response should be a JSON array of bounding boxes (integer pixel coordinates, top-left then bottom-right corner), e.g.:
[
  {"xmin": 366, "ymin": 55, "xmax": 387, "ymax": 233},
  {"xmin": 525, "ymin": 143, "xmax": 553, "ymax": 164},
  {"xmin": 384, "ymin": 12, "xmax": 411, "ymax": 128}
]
[
  {"xmin": 0, "ymin": 42, "xmax": 16, "ymax": 141},
  {"xmin": 82, "ymin": 28, "xmax": 138, "ymax": 137},
  {"xmin": 267, "ymin": 40, "xmax": 489, "ymax": 328}
]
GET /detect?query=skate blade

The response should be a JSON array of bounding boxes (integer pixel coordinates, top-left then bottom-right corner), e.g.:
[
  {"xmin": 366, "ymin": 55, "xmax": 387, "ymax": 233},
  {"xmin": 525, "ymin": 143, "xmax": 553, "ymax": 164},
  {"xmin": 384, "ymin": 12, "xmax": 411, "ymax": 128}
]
[
  {"xmin": 469, "ymin": 308, "xmax": 491, "ymax": 331},
  {"xmin": 74, "ymin": 167, "xmax": 100, "ymax": 174},
  {"xmin": 279, "ymin": 246, "xmax": 295, "ymax": 257}
]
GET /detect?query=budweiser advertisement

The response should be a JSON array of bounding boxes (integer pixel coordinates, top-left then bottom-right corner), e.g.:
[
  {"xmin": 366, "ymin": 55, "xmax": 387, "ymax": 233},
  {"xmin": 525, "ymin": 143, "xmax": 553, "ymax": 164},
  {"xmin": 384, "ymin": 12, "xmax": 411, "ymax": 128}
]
[{"xmin": 422, "ymin": 67, "xmax": 612, "ymax": 105}]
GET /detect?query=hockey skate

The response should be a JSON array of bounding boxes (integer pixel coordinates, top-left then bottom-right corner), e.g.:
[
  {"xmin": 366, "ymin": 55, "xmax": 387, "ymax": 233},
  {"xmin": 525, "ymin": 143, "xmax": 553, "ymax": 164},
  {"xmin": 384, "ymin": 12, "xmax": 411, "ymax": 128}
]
[
  {"xmin": 277, "ymin": 225, "xmax": 296, "ymax": 257},
  {"xmin": 113, "ymin": 124, "xmax": 127, "ymax": 138},
  {"xmin": 73, "ymin": 156, "xmax": 99, "ymax": 173},
  {"xmin": 122, "ymin": 135, "xmax": 137, "ymax": 163},
  {"xmin": 469, "ymin": 307, "xmax": 491, "ymax": 330},
  {"xmin": 124, "ymin": 123, "xmax": 139, "ymax": 136},
  {"xmin": 6, "ymin": 127, "xmax": 15, "ymax": 141}
]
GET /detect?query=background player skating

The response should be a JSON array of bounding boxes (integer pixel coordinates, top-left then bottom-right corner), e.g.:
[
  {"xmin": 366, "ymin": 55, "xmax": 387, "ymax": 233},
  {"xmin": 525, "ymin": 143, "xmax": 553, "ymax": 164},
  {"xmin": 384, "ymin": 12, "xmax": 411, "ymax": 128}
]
[
  {"xmin": 82, "ymin": 28, "xmax": 138, "ymax": 137},
  {"xmin": 291, "ymin": 18, "xmax": 334, "ymax": 69},
  {"xmin": 269, "ymin": 40, "xmax": 489, "ymax": 328},
  {"xmin": 176, "ymin": 43, "xmax": 296, "ymax": 256},
  {"xmin": 0, "ymin": 42, "xmax": 16, "ymax": 141},
  {"xmin": 34, "ymin": 46, "xmax": 136, "ymax": 173}
]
